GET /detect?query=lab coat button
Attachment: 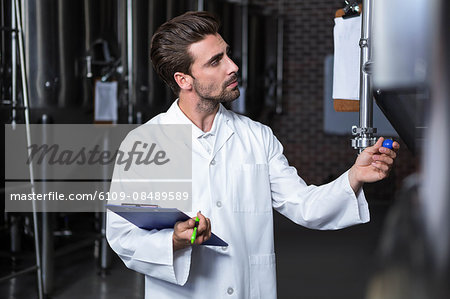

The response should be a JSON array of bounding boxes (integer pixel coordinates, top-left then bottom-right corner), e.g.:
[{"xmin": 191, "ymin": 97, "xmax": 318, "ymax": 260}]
[
  {"xmin": 227, "ymin": 287, "xmax": 234, "ymax": 295},
  {"xmin": 221, "ymin": 246, "xmax": 227, "ymax": 251},
  {"xmin": 210, "ymin": 159, "xmax": 216, "ymax": 165},
  {"xmin": 216, "ymin": 201, "xmax": 222, "ymax": 208}
]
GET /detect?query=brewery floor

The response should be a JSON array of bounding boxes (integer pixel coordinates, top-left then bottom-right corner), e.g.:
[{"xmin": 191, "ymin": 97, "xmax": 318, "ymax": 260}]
[{"xmin": 0, "ymin": 204, "xmax": 390, "ymax": 299}]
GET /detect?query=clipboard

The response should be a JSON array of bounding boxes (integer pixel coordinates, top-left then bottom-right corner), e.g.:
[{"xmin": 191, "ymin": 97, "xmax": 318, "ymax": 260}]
[{"xmin": 106, "ymin": 204, "xmax": 228, "ymax": 247}]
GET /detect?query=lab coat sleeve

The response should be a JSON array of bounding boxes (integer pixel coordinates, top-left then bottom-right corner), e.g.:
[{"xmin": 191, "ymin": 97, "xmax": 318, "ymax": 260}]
[
  {"xmin": 106, "ymin": 210, "xmax": 192, "ymax": 285},
  {"xmin": 265, "ymin": 127, "xmax": 370, "ymax": 230},
  {"xmin": 105, "ymin": 133, "xmax": 192, "ymax": 285}
]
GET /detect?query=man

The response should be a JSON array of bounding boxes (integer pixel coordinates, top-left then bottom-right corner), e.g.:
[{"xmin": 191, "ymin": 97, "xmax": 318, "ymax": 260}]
[{"xmin": 107, "ymin": 11, "xmax": 399, "ymax": 299}]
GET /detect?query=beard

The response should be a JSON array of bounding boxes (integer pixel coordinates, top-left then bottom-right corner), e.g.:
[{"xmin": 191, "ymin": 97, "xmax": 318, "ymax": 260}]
[{"xmin": 193, "ymin": 74, "xmax": 240, "ymax": 113}]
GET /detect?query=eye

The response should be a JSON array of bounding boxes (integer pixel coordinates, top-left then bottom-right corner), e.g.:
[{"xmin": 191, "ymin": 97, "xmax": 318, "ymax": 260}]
[{"xmin": 211, "ymin": 59, "xmax": 219, "ymax": 66}]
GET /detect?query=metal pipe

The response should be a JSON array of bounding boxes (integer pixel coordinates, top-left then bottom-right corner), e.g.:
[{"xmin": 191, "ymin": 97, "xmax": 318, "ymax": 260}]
[
  {"xmin": 83, "ymin": 0, "xmax": 91, "ymax": 50},
  {"xmin": 100, "ymin": 211, "xmax": 111, "ymax": 274},
  {"xmin": 241, "ymin": 0, "xmax": 248, "ymax": 114},
  {"xmin": 197, "ymin": 0, "xmax": 204, "ymax": 11},
  {"xmin": 352, "ymin": 0, "xmax": 376, "ymax": 152},
  {"xmin": 127, "ymin": 0, "xmax": 133, "ymax": 123},
  {"xmin": 1, "ymin": 1, "xmax": 5, "ymax": 68},
  {"xmin": 82, "ymin": 0, "xmax": 93, "ymax": 110},
  {"xmin": 40, "ymin": 114, "xmax": 54, "ymax": 295},
  {"xmin": 100, "ymin": 132, "xmax": 111, "ymax": 272},
  {"xmin": 42, "ymin": 212, "xmax": 54, "ymax": 294},
  {"xmin": 148, "ymin": 0, "xmax": 155, "ymax": 108},
  {"xmin": 11, "ymin": 0, "xmax": 17, "ymax": 124},
  {"xmin": 359, "ymin": 0, "xmax": 373, "ymax": 129},
  {"xmin": 14, "ymin": 0, "xmax": 44, "ymax": 297},
  {"xmin": 10, "ymin": 215, "xmax": 21, "ymax": 255}
]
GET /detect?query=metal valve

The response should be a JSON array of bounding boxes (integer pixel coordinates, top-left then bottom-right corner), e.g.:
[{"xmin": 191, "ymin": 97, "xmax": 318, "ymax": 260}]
[{"xmin": 351, "ymin": 125, "xmax": 377, "ymax": 153}]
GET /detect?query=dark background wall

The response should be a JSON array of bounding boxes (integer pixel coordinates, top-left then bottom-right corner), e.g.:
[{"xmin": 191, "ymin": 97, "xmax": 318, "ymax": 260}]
[{"xmin": 251, "ymin": 0, "xmax": 417, "ymax": 199}]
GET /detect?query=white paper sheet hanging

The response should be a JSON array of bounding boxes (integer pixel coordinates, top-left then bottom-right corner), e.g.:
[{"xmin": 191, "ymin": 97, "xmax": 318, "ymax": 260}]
[
  {"xmin": 332, "ymin": 16, "xmax": 361, "ymax": 101},
  {"xmin": 95, "ymin": 81, "xmax": 118, "ymax": 122}
]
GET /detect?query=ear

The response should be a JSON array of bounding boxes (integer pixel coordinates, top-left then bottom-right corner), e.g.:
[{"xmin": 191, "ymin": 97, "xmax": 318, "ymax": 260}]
[{"xmin": 174, "ymin": 72, "xmax": 193, "ymax": 91}]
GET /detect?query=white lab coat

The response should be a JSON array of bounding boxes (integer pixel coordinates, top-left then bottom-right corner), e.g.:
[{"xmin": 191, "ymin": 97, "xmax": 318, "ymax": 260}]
[{"xmin": 106, "ymin": 100, "xmax": 370, "ymax": 299}]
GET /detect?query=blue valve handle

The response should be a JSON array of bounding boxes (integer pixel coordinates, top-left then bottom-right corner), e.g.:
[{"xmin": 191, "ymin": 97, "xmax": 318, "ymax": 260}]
[{"xmin": 382, "ymin": 139, "xmax": 394, "ymax": 149}]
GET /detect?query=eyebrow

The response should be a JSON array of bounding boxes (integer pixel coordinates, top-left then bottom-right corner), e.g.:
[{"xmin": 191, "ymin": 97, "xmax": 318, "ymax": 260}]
[{"xmin": 204, "ymin": 45, "xmax": 230, "ymax": 67}]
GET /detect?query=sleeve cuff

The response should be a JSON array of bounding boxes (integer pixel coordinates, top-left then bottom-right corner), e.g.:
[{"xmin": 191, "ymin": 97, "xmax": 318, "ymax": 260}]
[
  {"xmin": 173, "ymin": 246, "xmax": 192, "ymax": 285},
  {"xmin": 343, "ymin": 170, "xmax": 370, "ymax": 223},
  {"xmin": 131, "ymin": 228, "xmax": 192, "ymax": 285}
]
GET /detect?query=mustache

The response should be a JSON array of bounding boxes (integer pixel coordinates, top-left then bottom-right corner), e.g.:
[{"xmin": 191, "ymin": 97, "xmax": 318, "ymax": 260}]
[{"xmin": 224, "ymin": 73, "xmax": 238, "ymax": 87}]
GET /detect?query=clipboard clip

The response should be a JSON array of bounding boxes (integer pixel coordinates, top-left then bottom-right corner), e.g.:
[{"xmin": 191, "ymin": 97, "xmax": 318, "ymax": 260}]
[
  {"xmin": 121, "ymin": 203, "xmax": 159, "ymax": 208},
  {"xmin": 342, "ymin": 1, "xmax": 360, "ymax": 19}
]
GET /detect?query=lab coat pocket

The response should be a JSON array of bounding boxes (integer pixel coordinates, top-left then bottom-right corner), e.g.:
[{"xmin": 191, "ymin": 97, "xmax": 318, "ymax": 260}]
[
  {"xmin": 249, "ymin": 253, "xmax": 277, "ymax": 299},
  {"xmin": 232, "ymin": 164, "xmax": 272, "ymax": 213}
]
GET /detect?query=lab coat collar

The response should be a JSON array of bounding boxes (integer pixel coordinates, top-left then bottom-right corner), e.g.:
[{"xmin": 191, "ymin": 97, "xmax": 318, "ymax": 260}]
[{"xmin": 166, "ymin": 99, "xmax": 235, "ymax": 158}]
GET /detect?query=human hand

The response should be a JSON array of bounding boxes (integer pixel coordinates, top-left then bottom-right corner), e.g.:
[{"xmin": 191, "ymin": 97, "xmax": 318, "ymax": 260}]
[
  {"xmin": 172, "ymin": 211, "xmax": 211, "ymax": 251},
  {"xmin": 348, "ymin": 137, "xmax": 400, "ymax": 193}
]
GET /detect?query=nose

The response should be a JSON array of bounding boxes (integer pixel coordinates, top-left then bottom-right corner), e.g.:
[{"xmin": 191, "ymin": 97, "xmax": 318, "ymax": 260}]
[{"xmin": 225, "ymin": 55, "xmax": 239, "ymax": 74}]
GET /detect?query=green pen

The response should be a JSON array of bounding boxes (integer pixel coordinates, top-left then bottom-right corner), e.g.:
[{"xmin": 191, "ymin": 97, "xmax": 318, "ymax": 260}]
[{"xmin": 190, "ymin": 214, "xmax": 200, "ymax": 244}]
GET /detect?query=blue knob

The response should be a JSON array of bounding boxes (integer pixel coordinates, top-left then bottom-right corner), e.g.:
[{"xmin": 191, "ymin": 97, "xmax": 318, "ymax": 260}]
[{"xmin": 382, "ymin": 139, "xmax": 393, "ymax": 149}]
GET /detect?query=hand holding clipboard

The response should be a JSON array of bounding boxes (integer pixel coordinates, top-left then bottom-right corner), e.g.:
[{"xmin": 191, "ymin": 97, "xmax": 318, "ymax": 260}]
[{"xmin": 106, "ymin": 204, "xmax": 228, "ymax": 247}]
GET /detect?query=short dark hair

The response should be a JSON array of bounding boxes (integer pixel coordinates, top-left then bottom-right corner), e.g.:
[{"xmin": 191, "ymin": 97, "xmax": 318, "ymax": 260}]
[{"xmin": 150, "ymin": 11, "xmax": 220, "ymax": 95}]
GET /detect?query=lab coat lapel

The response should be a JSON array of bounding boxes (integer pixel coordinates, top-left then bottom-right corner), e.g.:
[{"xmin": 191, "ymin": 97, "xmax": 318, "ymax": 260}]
[{"xmin": 212, "ymin": 106, "xmax": 234, "ymax": 158}]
